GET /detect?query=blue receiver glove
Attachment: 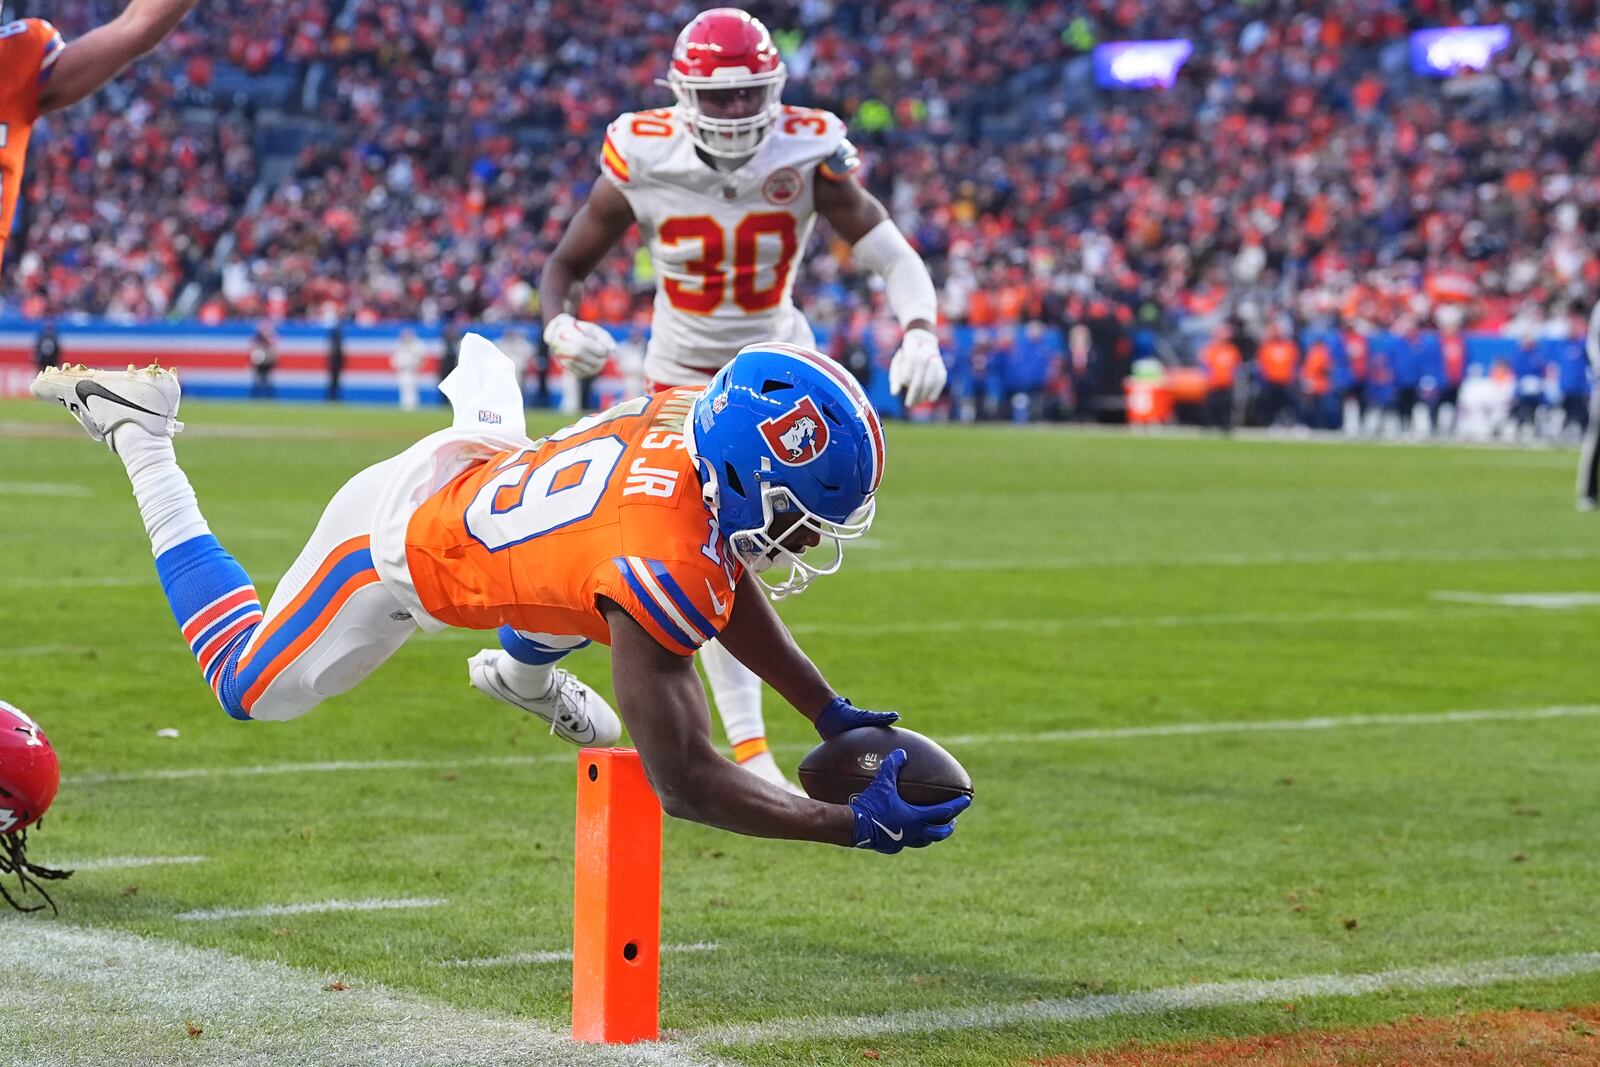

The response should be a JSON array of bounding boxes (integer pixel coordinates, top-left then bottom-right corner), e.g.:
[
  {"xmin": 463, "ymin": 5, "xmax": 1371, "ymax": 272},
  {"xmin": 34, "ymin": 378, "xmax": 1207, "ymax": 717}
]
[
  {"xmin": 847, "ymin": 749, "xmax": 972, "ymax": 855},
  {"xmin": 814, "ymin": 696, "xmax": 900, "ymax": 740}
]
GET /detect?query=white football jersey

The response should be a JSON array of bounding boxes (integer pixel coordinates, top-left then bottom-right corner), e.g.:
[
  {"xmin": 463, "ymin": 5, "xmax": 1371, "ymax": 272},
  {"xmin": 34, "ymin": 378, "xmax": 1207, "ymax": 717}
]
[{"xmin": 600, "ymin": 104, "xmax": 860, "ymax": 386}]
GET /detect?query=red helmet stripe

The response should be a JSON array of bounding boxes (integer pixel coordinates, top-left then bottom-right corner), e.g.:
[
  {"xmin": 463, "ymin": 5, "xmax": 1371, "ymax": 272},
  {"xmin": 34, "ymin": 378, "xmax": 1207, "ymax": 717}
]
[{"xmin": 672, "ymin": 8, "xmax": 781, "ymax": 78}]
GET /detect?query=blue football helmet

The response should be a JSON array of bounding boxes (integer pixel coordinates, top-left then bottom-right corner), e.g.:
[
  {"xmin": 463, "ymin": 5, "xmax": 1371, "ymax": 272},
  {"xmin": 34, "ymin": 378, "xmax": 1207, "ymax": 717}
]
[{"xmin": 686, "ymin": 342, "xmax": 885, "ymax": 598}]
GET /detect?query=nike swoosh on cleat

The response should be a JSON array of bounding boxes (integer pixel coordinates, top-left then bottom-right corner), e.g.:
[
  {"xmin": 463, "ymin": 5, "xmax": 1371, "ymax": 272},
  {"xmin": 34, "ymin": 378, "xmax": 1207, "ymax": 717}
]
[
  {"xmin": 75, "ymin": 379, "xmax": 165, "ymax": 418},
  {"xmin": 871, "ymin": 818, "xmax": 903, "ymax": 842}
]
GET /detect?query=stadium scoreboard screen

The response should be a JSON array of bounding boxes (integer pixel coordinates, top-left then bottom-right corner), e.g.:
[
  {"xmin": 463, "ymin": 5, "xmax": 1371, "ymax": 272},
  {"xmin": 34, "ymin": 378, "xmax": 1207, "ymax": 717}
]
[
  {"xmin": 1410, "ymin": 25, "xmax": 1512, "ymax": 77},
  {"xmin": 1093, "ymin": 39, "xmax": 1195, "ymax": 90}
]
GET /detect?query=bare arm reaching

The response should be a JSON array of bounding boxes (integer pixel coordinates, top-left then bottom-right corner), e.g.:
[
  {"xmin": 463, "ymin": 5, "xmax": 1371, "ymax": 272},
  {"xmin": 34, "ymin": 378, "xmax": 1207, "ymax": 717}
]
[
  {"xmin": 38, "ymin": 0, "xmax": 197, "ymax": 115},
  {"xmin": 539, "ymin": 177, "xmax": 637, "ymax": 321},
  {"xmin": 713, "ymin": 571, "xmax": 836, "ymax": 722},
  {"xmin": 714, "ymin": 570, "xmax": 902, "ymax": 739},
  {"xmin": 602, "ymin": 596, "xmax": 855, "ymax": 844}
]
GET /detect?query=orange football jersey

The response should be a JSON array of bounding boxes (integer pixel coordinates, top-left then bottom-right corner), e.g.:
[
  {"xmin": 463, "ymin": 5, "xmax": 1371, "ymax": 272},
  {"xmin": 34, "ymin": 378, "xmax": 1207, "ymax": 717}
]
[
  {"xmin": 405, "ymin": 389, "xmax": 741, "ymax": 655},
  {"xmin": 0, "ymin": 18, "xmax": 64, "ymax": 265}
]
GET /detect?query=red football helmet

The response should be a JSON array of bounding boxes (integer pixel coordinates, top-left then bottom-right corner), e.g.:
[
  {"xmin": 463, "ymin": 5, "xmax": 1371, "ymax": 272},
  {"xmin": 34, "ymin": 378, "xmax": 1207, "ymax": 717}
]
[
  {"xmin": 666, "ymin": 8, "xmax": 786, "ymax": 158},
  {"xmin": 0, "ymin": 700, "xmax": 59, "ymax": 836}
]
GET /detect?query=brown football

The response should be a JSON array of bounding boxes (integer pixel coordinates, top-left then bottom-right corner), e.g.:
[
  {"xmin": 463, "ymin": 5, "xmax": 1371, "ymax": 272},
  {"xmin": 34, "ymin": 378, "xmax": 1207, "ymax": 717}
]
[{"xmin": 797, "ymin": 726, "xmax": 973, "ymax": 806}]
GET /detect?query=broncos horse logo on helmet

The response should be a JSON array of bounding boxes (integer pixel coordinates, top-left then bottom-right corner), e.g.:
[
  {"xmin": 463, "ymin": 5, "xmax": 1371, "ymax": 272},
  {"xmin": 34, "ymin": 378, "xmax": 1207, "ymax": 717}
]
[
  {"xmin": 759, "ymin": 395, "xmax": 829, "ymax": 464},
  {"xmin": 686, "ymin": 341, "xmax": 885, "ymax": 599}
]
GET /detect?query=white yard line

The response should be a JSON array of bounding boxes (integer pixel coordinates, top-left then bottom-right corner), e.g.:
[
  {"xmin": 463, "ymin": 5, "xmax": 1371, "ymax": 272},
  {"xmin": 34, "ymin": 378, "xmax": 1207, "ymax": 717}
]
[
  {"xmin": 441, "ymin": 942, "xmax": 721, "ymax": 968},
  {"xmin": 0, "ymin": 571, "xmax": 285, "ymax": 590},
  {"xmin": 12, "ymin": 602, "xmax": 1581, "ymax": 662},
  {"xmin": 785, "ymin": 605, "xmax": 1519, "ymax": 637},
  {"xmin": 0, "ymin": 643, "xmax": 140, "ymax": 658},
  {"xmin": 932, "ymin": 704, "xmax": 1600, "ymax": 749},
  {"xmin": 1432, "ymin": 591, "xmax": 1600, "ymax": 609},
  {"xmin": 854, "ymin": 545, "xmax": 1600, "ymax": 574},
  {"xmin": 65, "ymin": 752, "xmax": 572, "ymax": 786},
  {"xmin": 685, "ymin": 950, "xmax": 1600, "ymax": 1047},
  {"xmin": 0, "ymin": 919, "xmax": 718, "ymax": 1067},
  {"xmin": 1, "ymin": 575, "xmax": 151, "ymax": 589},
  {"xmin": 47, "ymin": 855, "xmax": 208, "ymax": 872},
  {"xmin": 0, "ymin": 481, "xmax": 92, "ymax": 497},
  {"xmin": 175, "ymin": 897, "xmax": 449, "ymax": 921},
  {"xmin": 64, "ymin": 705, "xmax": 1600, "ymax": 787},
  {"xmin": 9, "ymin": 544, "xmax": 1600, "ymax": 591}
]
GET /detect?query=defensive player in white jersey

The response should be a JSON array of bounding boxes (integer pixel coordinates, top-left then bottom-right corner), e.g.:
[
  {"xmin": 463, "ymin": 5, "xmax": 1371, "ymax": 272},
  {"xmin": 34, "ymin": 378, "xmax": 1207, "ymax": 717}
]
[{"xmin": 537, "ymin": 8, "xmax": 945, "ymax": 790}]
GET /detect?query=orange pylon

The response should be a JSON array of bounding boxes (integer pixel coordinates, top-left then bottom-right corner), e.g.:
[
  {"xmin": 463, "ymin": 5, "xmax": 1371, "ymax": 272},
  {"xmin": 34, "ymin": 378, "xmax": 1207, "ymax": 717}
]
[{"xmin": 572, "ymin": 747, "xmax": 662, "ymax": 1043}]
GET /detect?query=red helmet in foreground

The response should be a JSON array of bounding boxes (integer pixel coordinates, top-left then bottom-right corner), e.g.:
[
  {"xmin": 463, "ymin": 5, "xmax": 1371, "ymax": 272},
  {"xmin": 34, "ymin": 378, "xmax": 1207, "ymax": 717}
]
[
  {"xmin": 0, "ymin": 700, "xmax": 59, "ymax": 834},
  {"xmin": 0, "ymin": 700, "xmax": 70, "ymax": 912},
  {"xmin": 667, "ymin": 8, "xmax": 786, "ymax": 158}
]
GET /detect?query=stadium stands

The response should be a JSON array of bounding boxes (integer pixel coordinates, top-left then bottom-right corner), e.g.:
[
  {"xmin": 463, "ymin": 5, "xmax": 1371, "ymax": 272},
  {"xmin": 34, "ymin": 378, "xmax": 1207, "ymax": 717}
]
[{"xmin": 2, "ymin": 0, "xmax": 1596, "ymax": 429}]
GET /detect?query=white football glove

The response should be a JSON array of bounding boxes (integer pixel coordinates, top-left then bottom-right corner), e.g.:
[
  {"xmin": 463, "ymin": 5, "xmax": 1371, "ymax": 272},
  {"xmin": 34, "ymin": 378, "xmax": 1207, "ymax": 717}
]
[
  {"xmin": 888, "ymin": 326, "xmax": 947, "ymax": 407},
  {"xmin": 543, "ymin": 312, "xmax": 617, "ymax": 377}
]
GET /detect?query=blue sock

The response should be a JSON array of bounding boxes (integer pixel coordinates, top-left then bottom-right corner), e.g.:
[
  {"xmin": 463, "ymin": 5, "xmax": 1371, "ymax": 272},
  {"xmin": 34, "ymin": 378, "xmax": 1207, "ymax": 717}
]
[{"xmin": 154, "ymin": 534, "xmax": 262, "ymax": 720}]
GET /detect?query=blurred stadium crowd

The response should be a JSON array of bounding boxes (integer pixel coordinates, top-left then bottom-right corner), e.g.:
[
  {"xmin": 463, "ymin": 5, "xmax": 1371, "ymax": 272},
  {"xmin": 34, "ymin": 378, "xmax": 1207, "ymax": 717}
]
[{"xmin": 3, "ymin": 0, "xmax": 1598, "ymax": 430}]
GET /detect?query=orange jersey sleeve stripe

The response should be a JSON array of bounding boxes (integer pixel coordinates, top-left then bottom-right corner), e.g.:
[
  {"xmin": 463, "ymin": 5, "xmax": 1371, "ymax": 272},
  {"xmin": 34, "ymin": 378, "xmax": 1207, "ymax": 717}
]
[
  {"xmin": 612, "ymin": 556, "xmax": 703, "ymax": 654},
  {"xmin": 37, "ymin": 30, "xmax": 63, "ymax": 82},
  {"xmin": 601, "ymin": 136, "xmax": 630, "ymax": 183}
]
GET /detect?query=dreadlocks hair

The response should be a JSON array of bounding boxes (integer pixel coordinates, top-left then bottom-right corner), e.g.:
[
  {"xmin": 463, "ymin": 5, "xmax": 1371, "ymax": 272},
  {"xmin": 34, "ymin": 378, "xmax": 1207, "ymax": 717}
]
[{"xmin": 0, "ymin": 823, "xmax": 72, "ymax": 914}]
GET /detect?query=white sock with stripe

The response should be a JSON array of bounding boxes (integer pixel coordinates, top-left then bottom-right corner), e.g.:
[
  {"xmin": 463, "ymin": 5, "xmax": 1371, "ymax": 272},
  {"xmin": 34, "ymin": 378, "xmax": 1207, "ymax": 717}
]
[
  {"xmin": 112, "ymin": 424, "xmax": 211, "ymax": 557},
  {"xmin": 699, "ymin": 639, "xmax": 767, "ymax": 752},
  {"xmin": 496, "ymin": 629, "xmax": 590, "ymax": 699}
]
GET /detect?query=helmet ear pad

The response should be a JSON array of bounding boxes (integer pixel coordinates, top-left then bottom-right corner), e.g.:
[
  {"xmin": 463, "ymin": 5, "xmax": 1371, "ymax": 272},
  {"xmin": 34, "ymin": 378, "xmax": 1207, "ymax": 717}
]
[{"xmin": 720, "ymin": 459, "xmax": 750, "ymax": 504}]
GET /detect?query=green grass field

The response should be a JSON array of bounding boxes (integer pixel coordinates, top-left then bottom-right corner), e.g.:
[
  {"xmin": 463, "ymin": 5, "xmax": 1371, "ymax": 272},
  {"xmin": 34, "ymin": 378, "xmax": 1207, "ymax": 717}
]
[{"xmin": 2, "ymin": 396, "xmax": 1599, "ymax": 1066}]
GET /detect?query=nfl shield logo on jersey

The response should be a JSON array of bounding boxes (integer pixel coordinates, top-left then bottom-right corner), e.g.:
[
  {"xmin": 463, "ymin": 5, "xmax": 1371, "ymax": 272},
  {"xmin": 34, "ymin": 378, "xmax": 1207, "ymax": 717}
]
[{"xmin": 759, "ymin": 396, "xmax": 829, "ymax": 465}]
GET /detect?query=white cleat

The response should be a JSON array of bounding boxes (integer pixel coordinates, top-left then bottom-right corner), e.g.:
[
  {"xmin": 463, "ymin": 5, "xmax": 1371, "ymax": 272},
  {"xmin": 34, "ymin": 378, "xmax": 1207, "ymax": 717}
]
[
  {"xmin": 467, "ymin": 649, "xmax": 621, "ymax": 746},
  {"xmin": 30, "ymin": 363, "xmax": 183, "ymax": 451}
]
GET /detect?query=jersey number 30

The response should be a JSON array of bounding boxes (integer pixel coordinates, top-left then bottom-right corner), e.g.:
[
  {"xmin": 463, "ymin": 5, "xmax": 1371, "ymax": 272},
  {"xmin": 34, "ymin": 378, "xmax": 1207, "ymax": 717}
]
[
  {"xmin": 660, "ymin": 212, "xmax": 798, "ymax": 314},
  {"xmin": 465, "ymin": 436, "xmax": 626, "ymax": 551}
]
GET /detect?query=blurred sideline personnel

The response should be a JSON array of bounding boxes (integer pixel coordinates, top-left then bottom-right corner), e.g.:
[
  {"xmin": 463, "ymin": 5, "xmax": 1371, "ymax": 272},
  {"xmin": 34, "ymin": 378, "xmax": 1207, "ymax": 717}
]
[
  {"xmin": 30, "ymin": 340, "xmax": 969, "ymax": 855},
  {"xmin": 391, "ymin": 327, "xmax": 427, "ymax": 411},
  {"xmin": 1200, "ymin": 325, "xmax": 1239, "ymax": 432},
  {"xmin": 31, "ymin": 318, "xmax": 60, "ymax": 371},
  {"xmin": 0, "ymin": 0, "xmax": 198, "ymax": 266},
  {"xmin": 541, "ymin": 8, "xmax": 945, "ymax": 789},
  {"xmin": 1580, "ymin": 299, "xmax": 1600, "ymax": 511}
]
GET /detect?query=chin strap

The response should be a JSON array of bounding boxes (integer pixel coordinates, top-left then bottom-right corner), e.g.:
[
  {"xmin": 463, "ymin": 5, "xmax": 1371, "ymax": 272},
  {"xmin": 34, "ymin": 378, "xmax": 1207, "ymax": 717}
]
[{"xmin": 0, "ymin": 826, "xmax": 73, "ymax": 914}]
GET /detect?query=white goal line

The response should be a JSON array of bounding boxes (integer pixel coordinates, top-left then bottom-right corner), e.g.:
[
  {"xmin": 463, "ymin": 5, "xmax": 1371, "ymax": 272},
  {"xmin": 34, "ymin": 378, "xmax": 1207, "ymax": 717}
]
[
  {"xmin": 61, "ymin": 705, "xmax": 1600, "ymax": 787},
  {"xmin": 683, "ymin": 950, "xmax": 1600, "ymax": 1047}
]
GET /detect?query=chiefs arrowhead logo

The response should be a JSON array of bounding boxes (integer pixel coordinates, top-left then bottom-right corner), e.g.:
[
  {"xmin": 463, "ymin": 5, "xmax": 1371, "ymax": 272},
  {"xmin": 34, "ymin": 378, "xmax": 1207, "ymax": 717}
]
[
  {"xmin": 0, "ymin": 808, "xmax": 17, "ymax": 834},
  {"xmin": 763, "ymin": 167, "xmax": 803, "ymax": 205},
  {"xmin": 759, "ymin": 396, "xmax": 829, "ymax": 466}
]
